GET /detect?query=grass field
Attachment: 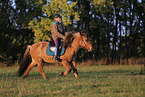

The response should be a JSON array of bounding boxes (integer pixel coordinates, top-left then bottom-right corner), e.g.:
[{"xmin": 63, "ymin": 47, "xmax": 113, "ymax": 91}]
[{"xmin": 0, "ymin": 65, "xmax": 145, "ymax": 97}]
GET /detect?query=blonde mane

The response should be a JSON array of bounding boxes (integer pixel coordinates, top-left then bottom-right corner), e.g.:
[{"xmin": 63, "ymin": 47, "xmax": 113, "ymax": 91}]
[
  {"xmin": 63, "ymin": 30, "xmax": 88, "ymax": 48},
  {"xmin": 63, "ymin": 31, "xmax": 77, "ymax": 48}
]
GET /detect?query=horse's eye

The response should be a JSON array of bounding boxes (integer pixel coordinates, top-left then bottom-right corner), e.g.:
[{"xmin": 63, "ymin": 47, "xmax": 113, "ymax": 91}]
[
  {"xmin": 85, "ymin": 38, "xmax": 89, "ymax": 41},
  {"xmin": 86, "ymin": 40, "xmax": 88, "ymax": 42}
]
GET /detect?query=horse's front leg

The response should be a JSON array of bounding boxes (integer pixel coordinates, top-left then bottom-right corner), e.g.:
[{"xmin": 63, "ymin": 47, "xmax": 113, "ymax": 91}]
[
  {"xmin": 71, "ymin": 61, "xmax": 79, "ymax": 79},
  {"xmin": 60, "ymin": 61, "xmax": 72, "ymax": 77}
]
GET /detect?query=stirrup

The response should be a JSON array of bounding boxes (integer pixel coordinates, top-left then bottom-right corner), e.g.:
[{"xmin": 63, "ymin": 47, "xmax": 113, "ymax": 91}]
[{"xmin": 54, "ymin": 56, "xmax": 61, "ymax": 62}]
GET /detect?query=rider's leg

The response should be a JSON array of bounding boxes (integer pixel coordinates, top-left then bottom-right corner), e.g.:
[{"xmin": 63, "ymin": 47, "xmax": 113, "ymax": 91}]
[{"xmin": 54, "ymin": 38, "xmax": 61, "ymax": 62}]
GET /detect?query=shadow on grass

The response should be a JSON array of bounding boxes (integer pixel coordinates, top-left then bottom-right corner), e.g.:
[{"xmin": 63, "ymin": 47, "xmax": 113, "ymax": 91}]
[{"xmin": 0, "ymin": 66, "xmax": 144, "ymax": 80}]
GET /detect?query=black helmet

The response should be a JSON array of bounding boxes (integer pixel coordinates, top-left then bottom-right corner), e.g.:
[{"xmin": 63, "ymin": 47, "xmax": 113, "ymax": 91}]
[{"xmin": 53, "ymin": 14, "xmax": 61, "ymax": 18}]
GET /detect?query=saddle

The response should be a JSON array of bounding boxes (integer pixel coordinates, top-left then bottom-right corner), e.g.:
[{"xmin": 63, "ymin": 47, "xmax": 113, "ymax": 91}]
[{"xmin": 46, "ymin": 38, "xmax": 65, "ymax": 56}]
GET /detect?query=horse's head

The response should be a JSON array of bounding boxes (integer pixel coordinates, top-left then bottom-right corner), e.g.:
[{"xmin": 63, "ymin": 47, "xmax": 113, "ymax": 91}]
[
  {"xmin": 63, "ymin": 30, "xmax": 93, "ymax": 52},
  {"xmin": 78, "ymin": 30, "xmax": 93, "ymax": 52}
]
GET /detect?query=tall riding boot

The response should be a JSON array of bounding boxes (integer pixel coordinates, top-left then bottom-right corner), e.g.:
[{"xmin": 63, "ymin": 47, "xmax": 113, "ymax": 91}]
[{"xmin": 54, "ymin": 47, "xmax": 60, "ymax": 62}]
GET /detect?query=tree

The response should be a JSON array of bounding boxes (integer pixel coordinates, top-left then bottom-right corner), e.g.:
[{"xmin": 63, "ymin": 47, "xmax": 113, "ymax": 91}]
[
  {"xmin": 0, "ymin": 0, "xmax": 34, "ymax": 64},
  {"xmin": 15, "ymin": 0, "xmax": 46, "ymax": 28},
  {"xmin": 1, "ymin": 0, "xmax": 145, "ymax": 65},
  {"xmin": 0, "ymin": 0, "xmax": 15, "ymax": 63},
  {"xmin": 91, "ymin": 0, "xmax": 114, "ymax": 63},
  {"xmin": 28, "ymin": 0, "xmax": 80, "ymax": 43}
]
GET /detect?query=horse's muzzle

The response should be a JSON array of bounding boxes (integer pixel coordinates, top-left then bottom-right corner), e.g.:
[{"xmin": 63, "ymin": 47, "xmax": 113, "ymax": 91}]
[{"xmin": 88, "ymin": 47, "xmax": 94, "ymax": 52}]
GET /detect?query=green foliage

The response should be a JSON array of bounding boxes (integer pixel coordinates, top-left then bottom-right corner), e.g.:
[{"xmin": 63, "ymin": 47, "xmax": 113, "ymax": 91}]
[
  {"xmin": 15, "ymin": 0, "xmax": 45, "ymax": 28},
  {"xmin": 0, "ymin": 0, "xmax": 34, "ymax": 63},
  {"xmin": 91, "ymin": 0, "xmax": 114, "ymax": 28},
  {"xmin": 28, "ymin": 0, "xmax": 80, "ymax": 43},
  {"xmin": 0, "ymin": 65, "xmax": 145, "ymax": 96},
  {"xmin": 1, "ymin": 0, "xmax": 145, "ymax": 64}
]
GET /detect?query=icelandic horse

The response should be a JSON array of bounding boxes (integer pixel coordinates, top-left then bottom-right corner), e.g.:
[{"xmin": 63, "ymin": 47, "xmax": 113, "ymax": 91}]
[{"xmin": 18, "ymin": 31, "xmax": 93, "ymax": 79}]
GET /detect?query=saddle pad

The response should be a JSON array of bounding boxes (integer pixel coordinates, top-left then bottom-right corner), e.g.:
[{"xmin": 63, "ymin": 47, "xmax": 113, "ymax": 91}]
[
  {"xmin": 50, "ymin": 47, "xmax": 55, "ymax": 52},
  {"xmin": 46, "ymin": 43, "xmax": 65, "ymax": 56}
]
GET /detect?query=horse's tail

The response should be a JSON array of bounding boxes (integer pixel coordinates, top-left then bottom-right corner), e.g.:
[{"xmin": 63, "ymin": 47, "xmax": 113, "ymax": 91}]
[{"xmin": 18, "ymin": 45, "xmax": 32, "ymax": 77}]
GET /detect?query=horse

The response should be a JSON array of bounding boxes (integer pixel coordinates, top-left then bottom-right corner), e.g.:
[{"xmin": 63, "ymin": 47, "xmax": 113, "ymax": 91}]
[{"xmin": 18, "ymin": 31, "xmax": 93, "ymax": 79}]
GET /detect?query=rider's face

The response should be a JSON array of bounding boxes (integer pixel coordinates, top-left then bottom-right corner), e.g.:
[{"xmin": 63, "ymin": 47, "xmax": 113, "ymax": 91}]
[{"xmin": 55, "ymin": 17, "xmax": 61, "ymax": 22}]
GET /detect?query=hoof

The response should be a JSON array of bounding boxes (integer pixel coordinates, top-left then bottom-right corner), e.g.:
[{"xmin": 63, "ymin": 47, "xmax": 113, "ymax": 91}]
[
  {"xmin": 59, "ymin": 72, "xmax": 64, "ymax": 76},
  {"xmin": 44, "ymin": 77, "xmax": 49, "ymax": 80},
  {"xmin": 76, "ymin": 76, "xmax": 79, "ymax": 79},
  {"xmin": 74, "ymin": 73, "xmax": 79, "ymax": 79},
  {"xmin": 22, "ymin": 75, "xmax": 28, "ymax": 78}
]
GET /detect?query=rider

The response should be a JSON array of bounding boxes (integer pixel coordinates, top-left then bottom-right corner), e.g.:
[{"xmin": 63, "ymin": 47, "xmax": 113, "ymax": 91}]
[{"xmin": 51, "ymin": 14, "xmax": 65, "ymax": 62}]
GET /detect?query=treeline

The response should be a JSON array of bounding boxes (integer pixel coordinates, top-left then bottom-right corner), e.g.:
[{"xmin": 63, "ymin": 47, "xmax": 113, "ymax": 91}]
[{"xmin": 0, "ymin": 0, "xmax": 145, "ymax": 65}]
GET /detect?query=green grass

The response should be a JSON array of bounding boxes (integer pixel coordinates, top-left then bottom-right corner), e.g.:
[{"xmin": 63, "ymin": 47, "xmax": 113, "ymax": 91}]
[{"xmin": 0, "ymin": 65, "xmax": 145, "ymax": 97}]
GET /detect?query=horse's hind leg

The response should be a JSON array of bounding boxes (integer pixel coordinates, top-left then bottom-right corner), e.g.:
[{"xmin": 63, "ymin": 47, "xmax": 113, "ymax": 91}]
[
  {"xmin": 60, "ymin": 61, "xmax": 72, "ymax": 77},
  {"xmin": 36, "ymin": 57, "xmax": 48, "ymax": 79},
  {"xmin": 23, "ymin": 58, "xmax": 36, "ymax": 78}
]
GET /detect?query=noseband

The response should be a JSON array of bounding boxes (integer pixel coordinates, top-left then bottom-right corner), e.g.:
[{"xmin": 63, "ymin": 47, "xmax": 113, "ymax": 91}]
[
  {"xmin": 81, "ymin": 37, "xmax": 91, "ymax": 51},
  {"xmin": 69, "ymin": 37, "xmax": 91, "ymax": 51}
]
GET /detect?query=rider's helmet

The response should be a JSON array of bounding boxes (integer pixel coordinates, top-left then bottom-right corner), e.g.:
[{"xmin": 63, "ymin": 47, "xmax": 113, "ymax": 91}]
[{"xmin": 53, "ymin": 14, "xmax": 61, "ymax": 18}]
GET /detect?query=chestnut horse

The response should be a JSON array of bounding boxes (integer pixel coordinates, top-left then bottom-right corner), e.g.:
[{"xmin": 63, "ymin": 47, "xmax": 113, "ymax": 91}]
[{"xmin": 18, "ymin": 31, "xmax": 93, "ymax": 79}]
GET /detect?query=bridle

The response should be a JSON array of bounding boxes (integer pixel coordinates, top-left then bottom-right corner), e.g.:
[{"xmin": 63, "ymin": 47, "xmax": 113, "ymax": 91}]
[
  {"xmin": 81, "ymin": 37, "xmax": 92, "ymax": 51},
  {"xmin": 69, "ymin": 36, "xmax": 91, "ymax": 51}
]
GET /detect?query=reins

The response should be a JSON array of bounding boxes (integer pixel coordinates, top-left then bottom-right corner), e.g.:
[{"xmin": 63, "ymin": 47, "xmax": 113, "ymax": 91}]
[{"xmin": 68, "ymin": 37, "xmax": 90, "ymax": 51}]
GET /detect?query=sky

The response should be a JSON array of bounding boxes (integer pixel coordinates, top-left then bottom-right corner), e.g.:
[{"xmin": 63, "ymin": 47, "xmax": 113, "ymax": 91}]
[{"xmin": 11, "ymin": 0, "xmax": 142, "ymax": 8}]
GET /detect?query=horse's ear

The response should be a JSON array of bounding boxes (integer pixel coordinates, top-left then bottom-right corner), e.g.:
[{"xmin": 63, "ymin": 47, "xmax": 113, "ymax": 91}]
[{"xmin": 80, "ymin": 30, "xmax": 88, "ymax": 36}]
